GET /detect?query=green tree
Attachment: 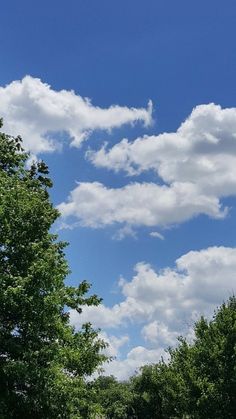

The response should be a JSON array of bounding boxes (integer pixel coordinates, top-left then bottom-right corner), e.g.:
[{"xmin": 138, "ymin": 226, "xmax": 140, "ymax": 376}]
[
  {"xmin": 89, "ymin": 375, "xmax": 135, "ymax": 418},
  {"xmin": 131, "ymin": 296, "xmax": 236, "ymax": 419},
  {"xmin": 178, "ymin": 296, "xmax": 236, "ymax": 418},
  {"xmin": 0, "ymin": 121, "xmax": 106, "ymax": 418},
  {"xmin": 130, "ymin": 361, "xmax": 185, "ymax": 419}
]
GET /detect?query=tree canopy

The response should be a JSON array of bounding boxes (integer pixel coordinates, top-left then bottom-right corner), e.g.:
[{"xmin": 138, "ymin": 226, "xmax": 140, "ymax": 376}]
[
  {"xmin": 90, "ymin": 296, "xmax": 236, "ymax": 419},
  {"xmin": 0, "ymin": 120, "xmax": 106, "ymax": 418}
]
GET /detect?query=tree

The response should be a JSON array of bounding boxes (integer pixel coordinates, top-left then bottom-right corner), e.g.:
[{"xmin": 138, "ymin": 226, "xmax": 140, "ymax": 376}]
[
  {"xmin": 130, "ymin": 361, "xmax": 186, "ymax": 419},
  {"xmin": 0, "ymin": 120, "xmax": 107, "ymax": 418},
  {"xmin": 130, "ymin": 296, "xmax": 236, "ymax": 418},
  {"xmin": 180, "ymin": 296, "xmax": 236, "ymax": 418},
  {"xmin": 89, "ymin": 375, "xmax": 136, "ymax": 418}
]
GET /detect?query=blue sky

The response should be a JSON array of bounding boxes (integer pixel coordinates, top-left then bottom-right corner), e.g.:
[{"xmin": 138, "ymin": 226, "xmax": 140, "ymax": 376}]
[{"xmin": 1, "ymin": 0, "xmax": 236, "ymax": 378}]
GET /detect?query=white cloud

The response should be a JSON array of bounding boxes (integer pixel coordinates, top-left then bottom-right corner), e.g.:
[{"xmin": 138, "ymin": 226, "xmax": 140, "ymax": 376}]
[
  {"xmin": 112, "ymin": 224, "xmax": 137, "ymax": 241},
  {"xmin": 141, "ymin": 321, "xmax": 178, "ymax": 346},
  {"xmin": 70, "ymin": 103, "xmax": 236, "ymax": 229},
  {"xmin": 71, "ymin": 246, "xmax": 236, "ymax": 378},
  {"xmin": 70, "ymin": 303, "xmax": 123, "ymax": 329},
  {"xmin": 100, "ymin": 346, "xmax": 165, "ymax": 381},
  {"xmin": 57, "ymin": 180, "xmax": 224, "ymax": 228},
  {"xmin": 73, "ymin": 246, "xmax": 236, "ymax": 330},
  {"xmin": 88, "ymin": 103, "xmax": 236, "ymax": 194},
  {"xmin": 150, "ymin": 231, "xmax": 165, "ymax": 240},
  {"xmin": 0, "ymin": 76, "xmax": 152, "ymax": 155},
  {"xmin": 98, "ymin": 331, "xmax": 129, "ymax": 358}
]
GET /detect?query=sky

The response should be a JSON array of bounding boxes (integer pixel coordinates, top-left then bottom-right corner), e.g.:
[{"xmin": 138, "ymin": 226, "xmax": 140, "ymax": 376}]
[{"xmin": 1, "ymin": 0, "xmax": 236, "ymax": 379}]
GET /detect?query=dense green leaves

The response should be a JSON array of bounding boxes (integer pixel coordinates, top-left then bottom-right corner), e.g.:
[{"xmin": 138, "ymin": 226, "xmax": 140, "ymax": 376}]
[
  {"xmin": 89, "ymin": 376, "xmax": 136, "ymax": 418},
  {"xmin": 0, "ymin": 124, "xmax": 106, "ymax": 418},
  {"xmin": 90, "ymin": 297, "xmax": 236, "ymax": 419}
]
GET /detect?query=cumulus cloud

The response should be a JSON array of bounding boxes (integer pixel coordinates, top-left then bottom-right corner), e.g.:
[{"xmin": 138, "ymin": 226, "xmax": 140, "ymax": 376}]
[
  {"xmin": 71, "ymin": 246, "xmax": 236, "ymax": 378},
  {"xmin": 66, "ymin": 103, "xmax": 236, "ymax": 229},
  {"xmin": 88, "ymin": 103, "xmax": 236, "ymax": 195},
  {"xmin": 0, "ymin": 76, "xmax": 152, "ymax": 155},
  {"xmin": 141, "ymin": 321, "xmax": 178, "ymax": 346},
  {"xmin": 57, "ymin": 180, "xmax": 225, "ymax": 228},
  {"xmin": 98, "ymin": 331, "xmax": 129, "ymax": 358},
  {"xmin": 101, "ymin": 346, "xmax": 165, "ymax": 381},
  {"xmin": 73, "ymin": 246, "xmax": 236, "ymax": 330}
]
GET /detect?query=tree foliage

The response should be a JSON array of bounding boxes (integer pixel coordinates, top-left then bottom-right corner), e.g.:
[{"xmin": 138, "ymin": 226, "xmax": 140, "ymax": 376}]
[
  {"xmin": 0, "ymin": 120, "xmax": 106, "ymax": 418},
  {"xmin": 89, "ymin": 375, "xmax": 136, "ymax": 418},
  {"xmin": 91, "ymin": 297, "xmax": 236, "ymax": 419},
  {"xmin": 139, "ymin": 297, "xmax": 236, "ymax": 418}
]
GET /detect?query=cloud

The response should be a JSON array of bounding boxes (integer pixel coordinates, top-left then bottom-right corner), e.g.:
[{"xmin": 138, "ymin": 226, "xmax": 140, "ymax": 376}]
[
  {"xmin": 59, "ymin": 104, "xmax": 233, "ymax": 227},
  {"xmin": 112, "ymin": 224, "xmax": 137, "ymax": 241},
  {"xmin": 141, "ymin": 321, "xmax": 178, "ymax": 345},
  {"xmin": 88, "ymin": 103, "xmax": 236, "ymax": 194},
  {"xmin": 150, "ymin": 231, "xmax": 165, "ymax": 240},
  {"xmin": 98, "ymin": 331, "xmax": 129, "ymax": 358},
  {"xmin": 57, "ymin": 180, "xmax": 224, "ymax": 228},
  {"xmin": 101, "ymin": 346, "xmax": 165, "ymax": 381},
  {"xmin": 71, "ymin": 246, "xmax": 236, "ymax": 378},
  {"xmin": 70, "ymin": 303, "xmax": 124, "ymax": 329},
  {"xmin": 74, "ymin": 246, "xmax": 236, "ymax": 331},
  {"xmin": 0, "ymin": 76, "xmax": 152, "ymax": 155},
  {"xmin": 68, "ymin": 103, "xmax": 236, "ymax": 230}
]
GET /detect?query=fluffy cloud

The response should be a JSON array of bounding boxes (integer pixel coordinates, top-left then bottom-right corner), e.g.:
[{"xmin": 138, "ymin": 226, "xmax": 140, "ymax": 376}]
[
  {"xmin": 88, "ymin": 103, "xmax": 236, "ymax": 195},
  {"xmin": 0, "ymin": 76, "xmax": 152, "ymax": 155},
  {"xmin": 71, "ymin": 246, "xmax": 236, "ymax": 378},
  {"xmin": 66, "ymin": 103, "xmax": 236, "ymax": 229},
  {"xmin": 101, "ymin": 346, "xmax": 165, "ymax": 381},
  {"xmin": 57, "ymin": 180, "xmax": 224, "ymax": 228},
  {"xmin": 73, "ymin": 246, "xmax": 236, "ymax": 330},
  {"xmin": 98, "ymin": 332, "xmax": 129, "ymax": 358},
  {"xmin": 141, "ymin": 321, "xmax": 178, "ymax": 345}
]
